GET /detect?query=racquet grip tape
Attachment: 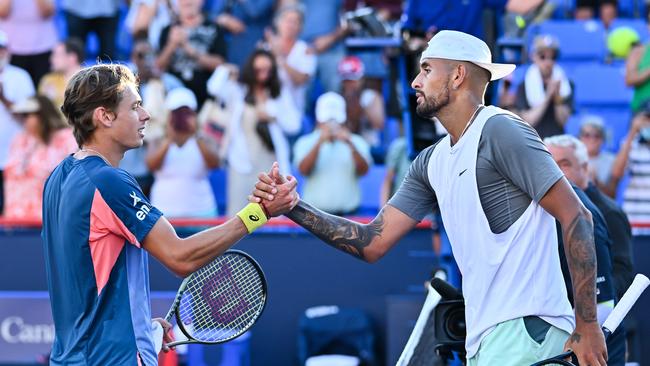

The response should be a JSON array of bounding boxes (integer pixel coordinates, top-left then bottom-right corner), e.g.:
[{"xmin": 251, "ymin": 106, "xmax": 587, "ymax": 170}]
[{"xmin": 237, "ymin": 203, "xmax": 268, "ymax": 233}]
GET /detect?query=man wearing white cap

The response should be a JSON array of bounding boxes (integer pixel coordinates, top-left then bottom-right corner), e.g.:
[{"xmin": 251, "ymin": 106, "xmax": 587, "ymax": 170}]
[
  {"xmin": 252, "ymin": 30, "xmax": 607, "ymax": 365},
  {"xmin": 292, "ymin": 92, "xmax": 372, "ymax": 215}
]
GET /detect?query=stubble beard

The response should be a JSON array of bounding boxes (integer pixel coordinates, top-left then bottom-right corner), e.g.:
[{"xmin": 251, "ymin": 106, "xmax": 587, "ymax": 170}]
[{"xmin": 415, "ymin": 85, "xmax": 450, "ymax": 119}]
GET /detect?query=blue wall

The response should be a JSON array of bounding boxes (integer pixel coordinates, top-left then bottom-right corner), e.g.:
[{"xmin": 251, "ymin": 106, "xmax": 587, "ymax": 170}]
[{"xmin": 1, "ymin": 227, "xmax": 649, "ymax": 365}]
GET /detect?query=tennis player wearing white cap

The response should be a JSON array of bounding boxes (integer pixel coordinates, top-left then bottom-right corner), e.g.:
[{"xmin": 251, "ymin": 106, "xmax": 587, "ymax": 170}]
[{"xmin": 251, "ymin": 30, "xmax": 607, "ymax": 365}]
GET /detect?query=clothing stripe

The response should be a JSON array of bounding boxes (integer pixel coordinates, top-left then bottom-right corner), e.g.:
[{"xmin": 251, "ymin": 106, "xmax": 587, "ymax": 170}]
[{"xmin": 89, "ymin": 189, "xmax": 140, "ymax": 295}]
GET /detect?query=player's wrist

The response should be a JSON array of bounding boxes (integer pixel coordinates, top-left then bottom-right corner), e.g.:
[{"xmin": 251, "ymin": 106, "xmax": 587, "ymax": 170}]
[{"xmin": 237, "ymin": 202, "xmax": 269, "ymax": 233}]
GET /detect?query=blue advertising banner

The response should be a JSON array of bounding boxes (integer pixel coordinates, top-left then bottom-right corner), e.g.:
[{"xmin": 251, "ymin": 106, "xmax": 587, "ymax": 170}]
[{"xmin": 0, "ymin": 292, "xmax": 175, "ymax": 364}]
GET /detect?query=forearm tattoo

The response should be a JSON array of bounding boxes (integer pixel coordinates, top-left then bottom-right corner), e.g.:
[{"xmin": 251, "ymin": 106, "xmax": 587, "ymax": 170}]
[
  {"xmin": 564, "ymin": 212, "xmax": 598, "ymax": 327},
  {"xmin": 287, "ymin": 200, "xmax": 385, "ymax": 261}
]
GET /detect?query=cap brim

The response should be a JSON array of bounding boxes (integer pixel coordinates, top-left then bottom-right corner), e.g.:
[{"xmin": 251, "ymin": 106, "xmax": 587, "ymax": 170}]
[{"xmin": 472, "ymin": 61, "xmax": 516, "ymax": 81}]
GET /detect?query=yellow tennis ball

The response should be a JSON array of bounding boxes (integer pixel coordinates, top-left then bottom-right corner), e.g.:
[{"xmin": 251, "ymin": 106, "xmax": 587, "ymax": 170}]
[
  {"xmin": 515, "ymin": 16, "xmax": 526, "ymax": 29},
  {"xmin": 608, "ymin": 27, "xmax": 640, "ymax": 59}
]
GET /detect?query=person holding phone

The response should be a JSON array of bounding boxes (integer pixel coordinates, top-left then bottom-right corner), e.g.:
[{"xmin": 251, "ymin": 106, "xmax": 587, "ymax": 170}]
[
  {"xmin": 292, "ymin": 92, "xmax": 372, "ymax": 216},
  {"xmin": 145, "ymin": 87, "xmax": 220, "ymax": 217}
]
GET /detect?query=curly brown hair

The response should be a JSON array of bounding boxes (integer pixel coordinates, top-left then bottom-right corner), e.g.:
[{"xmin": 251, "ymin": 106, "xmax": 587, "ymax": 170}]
[{"xmin": 61, "ymin": 64, "xmax": 138, "ymax": 148}]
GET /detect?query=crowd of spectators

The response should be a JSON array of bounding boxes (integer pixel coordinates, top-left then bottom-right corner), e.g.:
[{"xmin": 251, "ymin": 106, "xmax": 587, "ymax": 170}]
[{"xmin": 0, "ymin": 0, "xmax": 648, "ymax": 232}]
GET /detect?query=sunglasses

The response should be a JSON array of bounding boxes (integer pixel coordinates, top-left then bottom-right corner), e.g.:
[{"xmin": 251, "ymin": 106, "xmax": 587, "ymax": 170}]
[
  {"xmin": 580, "ymin": 132, "xmax": 602, "ymax": 139},
  {"xmin": 537, "ymin": 52, "xmax": 557, "ymax": 61}
]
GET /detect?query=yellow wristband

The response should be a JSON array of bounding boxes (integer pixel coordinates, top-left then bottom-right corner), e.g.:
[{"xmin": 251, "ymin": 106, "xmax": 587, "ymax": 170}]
[{"xmin": 237, "ymin": 203, "xmax": 268, "ymax": 233}]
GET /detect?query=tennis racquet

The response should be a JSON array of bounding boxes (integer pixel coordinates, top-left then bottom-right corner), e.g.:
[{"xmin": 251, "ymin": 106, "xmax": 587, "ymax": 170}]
[
  {"xmin": 531, "ymin": 273, "xmax": 650, "ymax": 366},
  {"xmin": 158, "ymin": 249, "xmax": 268, "ymax": 349}
]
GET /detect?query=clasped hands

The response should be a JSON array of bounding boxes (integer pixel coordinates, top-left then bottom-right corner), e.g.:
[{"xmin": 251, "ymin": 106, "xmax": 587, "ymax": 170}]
[{"xmin": 249, "ymin": 162, "xmax": 300, "ymax": 218}]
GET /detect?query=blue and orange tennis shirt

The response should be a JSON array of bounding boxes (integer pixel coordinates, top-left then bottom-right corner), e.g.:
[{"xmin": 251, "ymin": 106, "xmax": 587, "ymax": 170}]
[{"xmin": 42, "ymin": 155, "xmax": 163, "ymax": 366}]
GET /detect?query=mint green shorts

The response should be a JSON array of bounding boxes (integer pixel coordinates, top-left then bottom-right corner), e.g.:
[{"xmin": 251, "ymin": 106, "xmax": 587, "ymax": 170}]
[{"xmin": 467, "ymin": 317, "xmax": 570, "ymax": 366}]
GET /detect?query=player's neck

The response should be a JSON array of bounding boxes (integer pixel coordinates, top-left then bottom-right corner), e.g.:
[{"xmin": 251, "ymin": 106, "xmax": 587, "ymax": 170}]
[
  {"xmin": 79, "ymin": 141, "xmax": 124, "ymax": 168},
  {"xmin": 439, "ymin": 99, "xmax": 483, "ymax": 145}
]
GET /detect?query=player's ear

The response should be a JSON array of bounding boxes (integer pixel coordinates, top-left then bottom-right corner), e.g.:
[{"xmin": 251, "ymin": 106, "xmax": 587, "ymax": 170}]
[
  {"xmin": 450, "ymin": 62, "xmax": 466, "ymax": 90},
  {"xmin": 93, "ymin": 106, "xmax": 116, "ymax": 128}
]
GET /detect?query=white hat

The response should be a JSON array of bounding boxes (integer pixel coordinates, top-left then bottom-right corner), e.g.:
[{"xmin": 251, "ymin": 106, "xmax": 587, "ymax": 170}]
[
  {"xmin": 420, "ymin": 30, "xmax": 515, "ymax": 81},
  {"xmin": 165, "ymin": 87, "xmax": 197, "ymax": 111},
  {"xmin": 315, "ymin": 92, "xmax": 346, "ymax": 124},
  {"xmin": 12, "ymin": 97, "xmax": 39, "ymax": 114}
]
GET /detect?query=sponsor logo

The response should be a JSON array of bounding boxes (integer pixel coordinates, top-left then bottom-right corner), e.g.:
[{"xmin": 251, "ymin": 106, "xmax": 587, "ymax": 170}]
[
  {"xmin": 458, "ymin": 169, "xmax": 468, "ymax": 177},
  {"xmin": 130, "ymin": 191, "xmax": 142, "ymax": 207},
  {"xmin": 130, "ymin": 191, "xmax": 151, "ymax": 221},
  {"xmin": 0, "ymin": 317, "xmax": 54, "ymax": 344},
  {"xmin": 249, "ymin": 215, "xmax": 260, "ymax": 222}
]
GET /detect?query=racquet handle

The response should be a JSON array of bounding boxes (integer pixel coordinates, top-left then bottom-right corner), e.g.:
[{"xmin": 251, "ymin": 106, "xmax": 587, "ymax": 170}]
[
  {"xmin": 531, "ymin": 273, "xmax": 649, "ymax": 366},
  {"xmin": 602, "ymin": 274, "xmax": 649, "ymax": 334}
]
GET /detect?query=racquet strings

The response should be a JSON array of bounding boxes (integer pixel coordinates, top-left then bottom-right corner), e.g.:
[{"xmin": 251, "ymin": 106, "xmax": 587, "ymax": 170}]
[{"xmin": 176, "ymin": 253, "xmax": 265, "ymax": 342}]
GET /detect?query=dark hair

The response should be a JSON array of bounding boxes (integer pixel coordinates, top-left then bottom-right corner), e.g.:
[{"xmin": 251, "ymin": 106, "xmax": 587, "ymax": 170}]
[
  {"xmin": 61, "ymin": 64, "xmax": 138, "ymax": 147},
  {"xmin": 239, "ymin": 49, "xmax": 281, "ymax": 105},
  {"xmin": 63, "ymin": 38, "xmax": 85, "ymax": 64},
  {"xmin": 31, "ymin": 95, "xmax": 68, "ymax": 144}
]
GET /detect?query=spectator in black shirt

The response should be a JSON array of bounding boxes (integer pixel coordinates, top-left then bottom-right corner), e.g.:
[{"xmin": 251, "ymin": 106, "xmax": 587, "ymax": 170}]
[{"xmin": 157, "ymin": 0, "xmax": 227, "ymax": 108}]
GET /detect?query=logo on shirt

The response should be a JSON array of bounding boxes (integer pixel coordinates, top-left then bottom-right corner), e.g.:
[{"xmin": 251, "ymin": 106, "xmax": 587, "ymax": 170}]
[
  {"xmin": 130, "ymin": 191, "xmax": 142, "ymax": 207},
  {"xmin": 130, "ymin": 191, "xmax": 151, "ymax": 221},
  {"xmin": 458, "ymin": 169, "xmax": 468, "ymax": 176}
]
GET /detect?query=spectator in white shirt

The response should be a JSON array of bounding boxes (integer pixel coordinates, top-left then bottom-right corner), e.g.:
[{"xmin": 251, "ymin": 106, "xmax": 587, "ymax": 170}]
[
  {"xmin": 293, "ymin": 92, "xmax": 372, "ymax": 215},
  {"xmin": 265, "ymin": 4, "xmax": 316, "ymax": 119}
]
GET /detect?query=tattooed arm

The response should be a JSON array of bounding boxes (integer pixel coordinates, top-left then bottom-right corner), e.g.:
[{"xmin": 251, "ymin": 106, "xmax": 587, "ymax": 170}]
[
  {"xmin": 248, "ymin": 163, "xmax": 418, "ymax": 262},
  {"xmin": 540, "ymin": 177, "xmax": 607, "ymax": 366},
  {"xmin": 286, "ymin": 201, "xmax": 416, "ymax": 263}
]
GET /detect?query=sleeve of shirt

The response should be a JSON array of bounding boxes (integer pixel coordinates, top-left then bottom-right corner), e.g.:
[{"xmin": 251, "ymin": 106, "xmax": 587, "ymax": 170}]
[
  {"xmin": 292, "ymin": 134, "xmax": 316, "ymax": 169},
  {"xmin": 481, "ymin": 114, "xmax": 564, "ymax": 202},
  {"xmin": 290, "ymin": 42, "xmax": 317, "ymax": 76},
  {"xmin": 351, "ymin": 135, "xmax": 373, "ymax": 165},
  {"xmin": 360, "ymin": 89, "xmax": 378, "ymax": 108},
  {"xmin": 387, "ymin": 143, "xmax": 439, "ymax": 221},
  {"xmin": 93, "ymin": 168, "xmax": 163, "ymax": 244}
]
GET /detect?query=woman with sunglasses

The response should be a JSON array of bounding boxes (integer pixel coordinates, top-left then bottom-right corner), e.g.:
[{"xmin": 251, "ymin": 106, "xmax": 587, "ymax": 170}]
[
  {"xmin": 4, "ymin": 95, "xmax": 77, "ymax": 219},
  {"xmin": 516, "ymin": 34, "xmax": 574, "ymax": 139}
]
